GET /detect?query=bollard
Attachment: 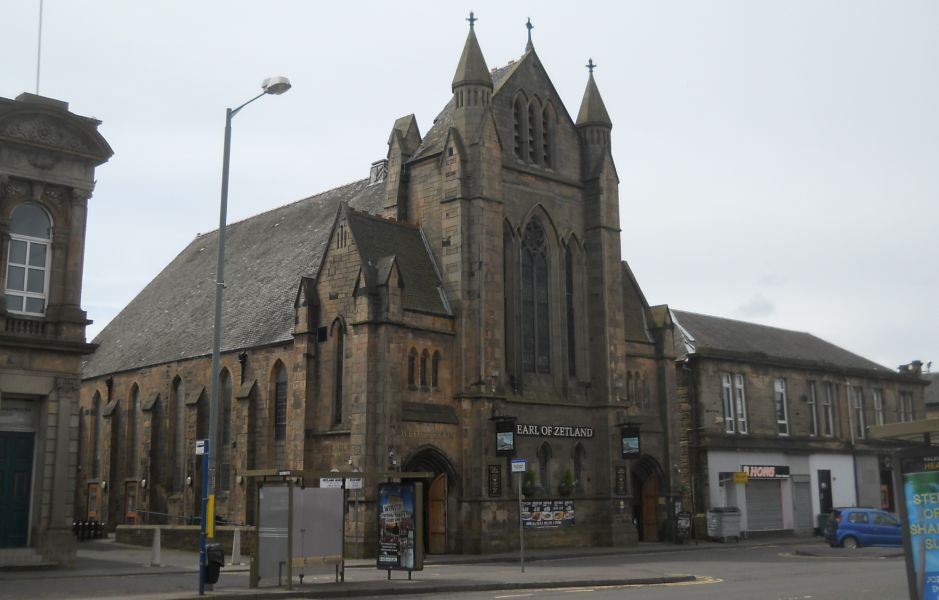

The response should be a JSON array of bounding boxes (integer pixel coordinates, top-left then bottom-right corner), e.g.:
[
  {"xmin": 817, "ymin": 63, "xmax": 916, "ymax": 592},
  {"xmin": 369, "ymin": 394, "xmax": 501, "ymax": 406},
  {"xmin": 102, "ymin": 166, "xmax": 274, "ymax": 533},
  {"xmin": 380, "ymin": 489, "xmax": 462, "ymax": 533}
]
[
  {"xmin": 230, "ymin": 527, "xmax": 243, "ymax": 565},
  {"xmin": 150, "ymin": 527, "xmax": 162, "ymax": 567}
]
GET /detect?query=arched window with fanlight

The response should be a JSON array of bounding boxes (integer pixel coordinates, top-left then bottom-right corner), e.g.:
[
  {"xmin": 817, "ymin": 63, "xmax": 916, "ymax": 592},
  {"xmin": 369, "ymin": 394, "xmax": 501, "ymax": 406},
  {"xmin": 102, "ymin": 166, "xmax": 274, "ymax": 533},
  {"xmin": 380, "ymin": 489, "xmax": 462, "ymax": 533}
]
[
  {"xmin": 5, "ymin": 202, "xmax": 52, "ymax": 315},
  {"xmin": 521, "ymin": 218, "xmax": 550, "ymax": 374}
]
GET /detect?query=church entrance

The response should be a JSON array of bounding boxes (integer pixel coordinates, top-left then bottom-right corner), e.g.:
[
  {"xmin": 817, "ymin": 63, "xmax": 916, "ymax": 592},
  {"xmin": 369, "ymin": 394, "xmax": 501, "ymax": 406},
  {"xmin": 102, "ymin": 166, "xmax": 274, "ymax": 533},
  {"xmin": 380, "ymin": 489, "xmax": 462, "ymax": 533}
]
[
  {"xmin": 403, "ymin": 447, "xmax": 455, "ymax": 554},
  {"xmin": 632, "ymin": 455, "xmax": 664, "ymax": 542},
  {"xmin": 0, "ymin": 431, "xmax": 33, "ymax": 547}
]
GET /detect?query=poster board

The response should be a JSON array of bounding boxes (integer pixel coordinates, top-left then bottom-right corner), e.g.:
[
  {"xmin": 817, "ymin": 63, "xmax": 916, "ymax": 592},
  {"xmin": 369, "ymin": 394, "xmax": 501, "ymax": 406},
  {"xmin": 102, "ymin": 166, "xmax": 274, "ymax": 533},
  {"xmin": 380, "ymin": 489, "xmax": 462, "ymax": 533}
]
[
  {"xmin": 376, "ymin": 482, "xmax": 424, "ymax": 571},
  {"xmin": 520, "ymin": 499, "xmax": 574, "ymax": 528},
  {"xmin": 896, "ymin": 447, "xmax": 939, "ymax": 600}
]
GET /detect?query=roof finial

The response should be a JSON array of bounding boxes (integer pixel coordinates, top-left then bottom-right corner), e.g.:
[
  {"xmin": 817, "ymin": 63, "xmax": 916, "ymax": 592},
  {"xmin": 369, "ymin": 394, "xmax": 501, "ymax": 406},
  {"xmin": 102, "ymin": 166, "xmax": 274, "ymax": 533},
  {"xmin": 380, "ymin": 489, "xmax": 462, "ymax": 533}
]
[
  {"xmin": 526, "ymin": 18, "xmax": 534, "ymax": 50},
  {"xmin": 467, "ymin": 11, "xmax": 477, "ymax": 30},
  {"xmin": 586, "ymin": 58, "xmax": 596, "ymax": 75}
]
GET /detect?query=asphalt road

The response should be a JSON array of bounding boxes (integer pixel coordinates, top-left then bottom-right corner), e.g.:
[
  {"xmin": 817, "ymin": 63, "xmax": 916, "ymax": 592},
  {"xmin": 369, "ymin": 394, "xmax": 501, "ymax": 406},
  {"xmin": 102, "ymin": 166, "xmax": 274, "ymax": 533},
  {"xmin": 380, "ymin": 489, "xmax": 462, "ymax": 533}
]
[{"xmin": 343, "ymin": 543, "xmax": 907, "ymax": 600}]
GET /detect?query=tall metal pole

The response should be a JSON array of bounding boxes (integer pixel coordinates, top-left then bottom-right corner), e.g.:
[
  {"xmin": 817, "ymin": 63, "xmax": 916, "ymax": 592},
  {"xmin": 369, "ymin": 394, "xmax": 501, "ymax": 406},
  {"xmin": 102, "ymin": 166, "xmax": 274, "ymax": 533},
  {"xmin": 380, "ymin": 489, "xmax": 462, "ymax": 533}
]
[{"xmin": 518, "ymin": 471, "xmax": 525, "ymax": 573}]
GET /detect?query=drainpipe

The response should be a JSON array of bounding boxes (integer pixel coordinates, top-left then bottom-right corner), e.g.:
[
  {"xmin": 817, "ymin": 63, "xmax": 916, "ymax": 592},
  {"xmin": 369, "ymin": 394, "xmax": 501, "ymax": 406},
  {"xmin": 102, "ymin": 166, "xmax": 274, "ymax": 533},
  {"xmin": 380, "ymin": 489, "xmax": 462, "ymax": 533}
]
[{"xmin": 844, "ymin": 378, "xmax": 860, "ymax": 506}]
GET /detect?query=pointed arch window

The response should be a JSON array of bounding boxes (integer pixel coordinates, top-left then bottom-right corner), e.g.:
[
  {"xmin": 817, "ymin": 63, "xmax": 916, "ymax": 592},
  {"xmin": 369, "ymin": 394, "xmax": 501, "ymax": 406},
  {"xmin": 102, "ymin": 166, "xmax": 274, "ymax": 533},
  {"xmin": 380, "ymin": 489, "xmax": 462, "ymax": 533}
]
[
  {"xmin": 92, "ymin": 392, "xmax": 102, "ymax": 478},
  {"xmin": 219, "ymin": 369, "xmax": 233, "ymax": 491},
  {"xmin": 420, "ymin": 350, "xmax": 429, "ymax": 388},
  {"xmin": 332, "ymin": 319, "xmax": 344, "ymax": 425},
  {"xmin": 521, "ymin": 218, "xmax": 550, "ymax": 374},
  {"xmin": 513, "ymin": 97, "xmax": 525, "ymax": 159},
  {"xmin": 273, "ymin": 363, "xmax": 288, "ymax": 441},
  {"xmin": 129, "ymin": 384, "xmax": 140, "ymax": 479},
  {"xmin": 432, "ymin": 351, "xmax": 441, "ymax": 388},
  {"xmin": 407, "ymin": 348, "xmax": 417, "ymax": 388},
  {"xmin": 537, "ymin": 442, "xmax": 553, "ymax": 490},
  {"xmin": 5, "ymin": 202, "xmax": 52, "ymax": 315},
  {"xmin": 527, "ymin": 101, "xmax": 539, "ymax": 164},
  {"xmin": 573, "ymin": 443, "xmax": 586, "ymax": 490},
  {"xmin": 172, "ymin": 377, "xmax": 185, "ymax": 492},
  {"xmin": 565, "ymin": 244, "xmax": 576, "ymax": 378},
  {"xmin": 542, "ymin": 103, "xmax": 556, "ymax": 168}
]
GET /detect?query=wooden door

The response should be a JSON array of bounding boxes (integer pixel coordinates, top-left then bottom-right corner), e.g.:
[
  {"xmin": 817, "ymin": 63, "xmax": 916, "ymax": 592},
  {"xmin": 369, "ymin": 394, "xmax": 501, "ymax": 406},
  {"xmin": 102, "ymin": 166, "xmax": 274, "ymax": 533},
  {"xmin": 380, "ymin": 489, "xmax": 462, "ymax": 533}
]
[
  {"xmin": 641, "ymin": 473, "xmax": 658, "ymax": 542},
  {"xmin": 428, "ymin": 473, "xmax": 447, "ymax": 554}
]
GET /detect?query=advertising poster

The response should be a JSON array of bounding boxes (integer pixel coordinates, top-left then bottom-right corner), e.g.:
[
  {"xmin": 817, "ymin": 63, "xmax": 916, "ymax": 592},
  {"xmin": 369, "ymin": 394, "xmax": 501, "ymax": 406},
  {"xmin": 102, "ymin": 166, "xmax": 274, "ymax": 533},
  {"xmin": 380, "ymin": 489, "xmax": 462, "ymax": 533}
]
[
  {"xmin": 376, "ymin": 482, "xmax": 423, "ymax": 571},
  {"xmin": 621, "ymin": 426, "xmax": 640, "ymax": 458},
  {"xmin": 905, "ymin": 469, "xmax": 939, "ymax": 600},
  {"xmin": 521, "ymin": 499, "xmax": 574, "ymax": 528}
]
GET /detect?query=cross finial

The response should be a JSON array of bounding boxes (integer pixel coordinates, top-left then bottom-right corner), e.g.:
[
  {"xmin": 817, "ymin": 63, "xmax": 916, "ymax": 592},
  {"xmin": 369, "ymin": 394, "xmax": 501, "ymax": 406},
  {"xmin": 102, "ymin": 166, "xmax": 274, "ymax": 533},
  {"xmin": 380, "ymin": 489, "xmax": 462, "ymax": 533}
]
[
  {"xmin": 526, "ymin": 18, "xmax": 534, "ymax": 45},
  {"xmin": 467, "ymin": 11, "xmax": 477, "ymax": 30},
  {"xmin": 586, "ymin": 58, "xmax": 596, "ymax": 74}
]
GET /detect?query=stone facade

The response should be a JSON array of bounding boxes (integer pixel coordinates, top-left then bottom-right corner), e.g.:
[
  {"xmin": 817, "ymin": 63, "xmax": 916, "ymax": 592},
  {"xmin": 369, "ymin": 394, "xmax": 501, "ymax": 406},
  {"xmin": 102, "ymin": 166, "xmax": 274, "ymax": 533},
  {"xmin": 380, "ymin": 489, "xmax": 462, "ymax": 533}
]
[
  {"xmin": 0, "ymin": 93, "xmax": 112, "ymax": 565},
  {"xmin": 672, "ymin": 310, "xmax": 929, "ymax": 535},
  {"xmin": 78, "ymin": 21, "xmax": 683, "ymax": 555}
]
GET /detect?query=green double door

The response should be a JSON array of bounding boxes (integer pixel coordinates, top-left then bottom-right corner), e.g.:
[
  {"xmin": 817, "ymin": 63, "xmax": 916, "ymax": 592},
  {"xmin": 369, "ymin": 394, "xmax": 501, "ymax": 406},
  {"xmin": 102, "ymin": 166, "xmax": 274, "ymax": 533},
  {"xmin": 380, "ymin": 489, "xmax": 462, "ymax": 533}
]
[{"xmin": 0, "ymin": 431, "xmax": 34, "ymax": 547}]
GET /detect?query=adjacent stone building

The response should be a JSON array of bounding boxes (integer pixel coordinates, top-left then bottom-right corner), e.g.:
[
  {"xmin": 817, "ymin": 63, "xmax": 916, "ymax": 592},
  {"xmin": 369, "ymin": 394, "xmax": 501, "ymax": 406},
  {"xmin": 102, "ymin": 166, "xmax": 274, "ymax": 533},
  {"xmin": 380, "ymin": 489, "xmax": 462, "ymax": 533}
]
[
  {"xmin": 671, "ymin": 309, "xmax": 928, "ymax": 535},
  {"xmin": 0, "ymin": 93, "xmax": 112, "ymax": 565},
  {"xmin": 78, "ymin": 20, "xmax": 685, "ymax": 553}
]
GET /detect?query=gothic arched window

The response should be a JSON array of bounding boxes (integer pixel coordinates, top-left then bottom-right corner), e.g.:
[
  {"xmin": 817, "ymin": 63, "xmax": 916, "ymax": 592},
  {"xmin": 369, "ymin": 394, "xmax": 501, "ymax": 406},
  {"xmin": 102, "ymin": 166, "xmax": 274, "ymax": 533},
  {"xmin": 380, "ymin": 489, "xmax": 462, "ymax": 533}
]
[
  {"xmin": 565, "ymin": 244, "xmax": 576, "ymax": 378},
  {"xmin": 542, "ymin": 102, "xmax": 556, "ymax": 168},
  {"xmin": 219, "ymin": 369, "xmax": 233, "ymax": 491},
  {"xmin": 420, "ymin": 350, "xmax": 429, "ymax": 388},
  {"xmin": 527, "ymin": 101, "xmax": 539, "ymax": 164},
  {"xmin": 332, "ymin": 319, "xmax": 345, "ymax": 425},
  {"xmin": 407, "ymin": 348, "xmax": 417, "ymax": 388},
  {"xmin": 273, "ymin": 362, "xmax": 288, "ymax": 441},
  {"xmin": 522, "ymin": 218, "xmax": 550, "ymax": 374},
  {"xmin": 129, "ymin": 384, "xmax": 140, "ymax": 479},
  {"xmin": 537, "ymin": 442, "xmax": 553, "ymax": 490},
  {"xmin": 5, "ymin": 202, "xmax": 52, "ymax": 315},
  {"xmin": 432, "ymin": 351, "xmax": 441, "ymax": 388},
  {"xmin": 92, "ymin": 391, "xmax": 102, "ymax": 478},
  {"xmin": 573, "ymin": 443, "xmax": 586, "ymax": 489},
  {"xmin": 513, "ymin": 96, "xmax": 525, "ymax": 160},
  {"xmin": 172, "ymin": 377, "xmax": 185, "ymax": 492}
]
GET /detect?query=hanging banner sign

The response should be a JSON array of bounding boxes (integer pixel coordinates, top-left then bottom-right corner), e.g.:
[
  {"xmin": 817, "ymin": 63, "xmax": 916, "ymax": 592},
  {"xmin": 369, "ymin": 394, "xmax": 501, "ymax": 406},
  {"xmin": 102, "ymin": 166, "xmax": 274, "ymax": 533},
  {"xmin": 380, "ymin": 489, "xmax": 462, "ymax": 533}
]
[{"xmin": 515, "ymin": 424, "xmax": 594, "ymax": 438}]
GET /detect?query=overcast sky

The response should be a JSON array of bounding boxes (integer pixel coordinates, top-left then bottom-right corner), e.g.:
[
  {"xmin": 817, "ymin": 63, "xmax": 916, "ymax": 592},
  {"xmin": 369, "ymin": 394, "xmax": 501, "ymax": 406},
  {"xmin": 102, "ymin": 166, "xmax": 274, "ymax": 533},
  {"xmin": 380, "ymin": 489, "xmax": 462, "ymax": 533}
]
[{"xmin": 3, "ymin": 1, "xmax": 936, "ymax": 371}]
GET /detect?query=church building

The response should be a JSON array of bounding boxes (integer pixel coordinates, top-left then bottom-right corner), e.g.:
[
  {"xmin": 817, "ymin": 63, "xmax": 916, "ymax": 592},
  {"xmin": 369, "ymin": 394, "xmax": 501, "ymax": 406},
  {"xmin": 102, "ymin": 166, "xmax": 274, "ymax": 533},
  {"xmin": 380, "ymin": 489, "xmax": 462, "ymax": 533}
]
[{"xmin": 78, "ymin": 17, "xmax": 685, "ymax": 553}]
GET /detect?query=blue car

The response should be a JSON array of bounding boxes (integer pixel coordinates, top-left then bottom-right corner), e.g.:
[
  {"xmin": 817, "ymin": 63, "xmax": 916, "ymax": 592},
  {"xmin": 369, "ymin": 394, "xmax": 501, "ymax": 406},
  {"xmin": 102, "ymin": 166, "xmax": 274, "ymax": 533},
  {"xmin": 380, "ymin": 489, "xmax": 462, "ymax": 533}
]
[{"xmin": 824, "ymin": 507, "xmax": 903, "ymax": 549}]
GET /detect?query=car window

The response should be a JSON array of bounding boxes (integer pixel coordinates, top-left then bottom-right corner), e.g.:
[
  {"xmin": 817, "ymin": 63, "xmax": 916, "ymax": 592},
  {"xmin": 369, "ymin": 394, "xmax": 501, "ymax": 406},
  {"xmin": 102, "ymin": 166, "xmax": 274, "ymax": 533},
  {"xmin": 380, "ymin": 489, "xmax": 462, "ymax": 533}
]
[
  {"xmin": 848, "ymin": 512, "xmax": 869, "ymax": 524},
  {"xmin": 873, "ymin": 512, "xmax": 898, "ymax": 525}
]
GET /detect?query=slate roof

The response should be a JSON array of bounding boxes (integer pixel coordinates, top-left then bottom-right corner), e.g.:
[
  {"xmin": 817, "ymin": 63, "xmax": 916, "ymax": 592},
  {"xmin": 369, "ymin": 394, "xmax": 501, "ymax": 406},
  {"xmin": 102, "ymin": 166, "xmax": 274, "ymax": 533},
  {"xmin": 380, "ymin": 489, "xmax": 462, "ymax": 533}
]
[
  {"xmin": 671, "ymin": 309, "xmax": 893, "ymax": 375},
  {"xmin": 345, "ymin": 208, "xmax": 449, "ymax": 315},
  {"xmin": 83, "ymin": 179, "xmax": 383, "ymax": 379},
  {"xmin": 621, "ymin": 262, "xmax": 654, "ymax": 344}
]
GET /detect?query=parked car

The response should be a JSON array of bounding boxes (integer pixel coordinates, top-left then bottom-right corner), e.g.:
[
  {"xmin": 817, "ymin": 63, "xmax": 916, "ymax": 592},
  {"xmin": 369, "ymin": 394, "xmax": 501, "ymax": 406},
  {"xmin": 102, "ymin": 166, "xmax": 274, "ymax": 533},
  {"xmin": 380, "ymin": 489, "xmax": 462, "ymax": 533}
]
[{"xmin": 824, "ymin": 507, "xmax": 903, "ymax": 549}]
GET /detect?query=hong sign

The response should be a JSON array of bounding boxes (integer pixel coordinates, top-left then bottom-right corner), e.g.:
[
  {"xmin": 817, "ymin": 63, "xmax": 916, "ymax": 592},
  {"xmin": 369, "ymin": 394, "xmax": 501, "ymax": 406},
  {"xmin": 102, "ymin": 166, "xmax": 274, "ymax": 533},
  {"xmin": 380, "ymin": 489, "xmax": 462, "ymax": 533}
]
[
  {"xmin": 741, "ymin": 465, "xmax": 790, "ymax": 479},
  {"xmin": 516, "ymin": 424, "xmax": 594, "ymax": 438}
]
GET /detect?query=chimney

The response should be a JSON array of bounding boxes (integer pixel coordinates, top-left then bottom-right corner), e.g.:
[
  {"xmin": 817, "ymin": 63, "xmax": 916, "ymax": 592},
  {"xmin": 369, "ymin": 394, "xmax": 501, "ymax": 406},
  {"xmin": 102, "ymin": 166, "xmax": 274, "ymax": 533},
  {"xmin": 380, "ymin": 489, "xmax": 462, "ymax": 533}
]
[{"xmin": 898, "ymin": 360, "xmax": 924, "ymax": 375}]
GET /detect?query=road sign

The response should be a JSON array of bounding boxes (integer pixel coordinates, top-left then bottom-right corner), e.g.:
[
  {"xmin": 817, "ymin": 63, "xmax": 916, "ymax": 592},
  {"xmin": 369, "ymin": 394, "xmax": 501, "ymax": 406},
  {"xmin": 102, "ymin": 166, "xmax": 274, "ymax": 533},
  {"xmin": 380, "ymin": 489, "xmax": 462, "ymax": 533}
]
[
  {"xmin": 511, "ymin": 458, "xmax": 527, "ymax": 473},
  {"xmin": 733, "ymin": 471, "xmax": 749, "ymax": 484},
  {"xmin": 346, "ymin": 477, "xmax": 364, "ymax": 490},
  {"xmin": 196, "ymin": 439, "xmax": 207, "ymax": 455}
]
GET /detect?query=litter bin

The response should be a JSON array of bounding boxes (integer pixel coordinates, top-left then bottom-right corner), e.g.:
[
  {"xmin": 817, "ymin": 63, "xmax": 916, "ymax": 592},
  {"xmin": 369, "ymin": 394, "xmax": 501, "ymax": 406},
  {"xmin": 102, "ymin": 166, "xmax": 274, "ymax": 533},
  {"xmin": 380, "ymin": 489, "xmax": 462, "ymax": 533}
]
[
  {"xmin": 706, "ymin": 506, "xmax": 741, "ymax": 542},
  {"xmin": 205, "ymin": 543, "xmax": 224, "ymax": 584}
]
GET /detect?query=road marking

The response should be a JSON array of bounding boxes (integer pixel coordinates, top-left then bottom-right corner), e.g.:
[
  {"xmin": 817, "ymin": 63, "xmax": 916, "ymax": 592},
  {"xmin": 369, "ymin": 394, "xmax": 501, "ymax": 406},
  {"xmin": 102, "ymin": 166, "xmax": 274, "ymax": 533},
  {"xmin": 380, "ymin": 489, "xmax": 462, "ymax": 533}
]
[{"xmin": 494, "ymin": 594, "xmax": 534, "ymax": 599}]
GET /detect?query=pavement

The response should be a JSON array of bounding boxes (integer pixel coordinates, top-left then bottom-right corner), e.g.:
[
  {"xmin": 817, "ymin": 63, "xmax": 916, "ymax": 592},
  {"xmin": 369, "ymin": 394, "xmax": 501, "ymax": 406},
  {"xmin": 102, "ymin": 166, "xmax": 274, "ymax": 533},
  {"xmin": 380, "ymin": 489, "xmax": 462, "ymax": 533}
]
[{"xmin": 0, "ymin": 534, "xmax": 894, "ymax": 599}]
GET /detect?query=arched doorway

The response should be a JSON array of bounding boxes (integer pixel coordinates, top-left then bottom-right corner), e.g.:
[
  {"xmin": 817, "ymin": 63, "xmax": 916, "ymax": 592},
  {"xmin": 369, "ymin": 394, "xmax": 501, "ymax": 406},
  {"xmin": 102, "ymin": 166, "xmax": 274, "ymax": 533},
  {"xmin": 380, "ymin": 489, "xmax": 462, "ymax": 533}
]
[
  {"xmin": 632, "ymin": 455, "xmax": 665, "ymax": 542},
  {"xmin": 403, "ymin": 446, "xmax": 457, "ymax": 554}
]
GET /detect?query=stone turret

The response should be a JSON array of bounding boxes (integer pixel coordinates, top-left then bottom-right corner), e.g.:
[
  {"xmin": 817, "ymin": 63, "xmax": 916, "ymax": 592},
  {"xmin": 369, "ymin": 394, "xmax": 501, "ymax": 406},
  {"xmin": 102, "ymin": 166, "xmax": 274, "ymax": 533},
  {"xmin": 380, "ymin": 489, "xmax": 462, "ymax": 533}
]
[
  {"xmin": 451, "ymin": 11, "xmax": 493, "ymax": 144},
  {"xmin": 576, "ymin": 60, "xmax": 613, "ymax": 177}
]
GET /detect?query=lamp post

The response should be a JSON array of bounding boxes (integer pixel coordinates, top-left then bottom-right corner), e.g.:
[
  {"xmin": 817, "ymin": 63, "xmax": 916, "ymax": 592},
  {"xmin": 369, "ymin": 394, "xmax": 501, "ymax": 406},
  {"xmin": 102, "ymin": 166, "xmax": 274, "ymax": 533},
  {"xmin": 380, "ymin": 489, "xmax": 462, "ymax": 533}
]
[{"xmin": 200, "ymin": 76, "xmax": 291, "ymax": 595}]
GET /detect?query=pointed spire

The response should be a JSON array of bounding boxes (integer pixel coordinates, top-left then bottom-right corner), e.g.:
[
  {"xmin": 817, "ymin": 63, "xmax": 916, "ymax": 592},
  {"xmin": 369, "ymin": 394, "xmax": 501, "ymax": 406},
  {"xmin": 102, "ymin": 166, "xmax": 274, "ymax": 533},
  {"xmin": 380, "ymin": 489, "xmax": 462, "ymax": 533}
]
[
  {"xmin": 452, "ymin": 13, "xmax": 493, "ymax": 91},
  {"xmin": 525, "ymin": 18, "xmax": 534, "ymax": 52},
  {"xmin": 576, "ymin": 59, "xmax": 612, "ymax": 127}
]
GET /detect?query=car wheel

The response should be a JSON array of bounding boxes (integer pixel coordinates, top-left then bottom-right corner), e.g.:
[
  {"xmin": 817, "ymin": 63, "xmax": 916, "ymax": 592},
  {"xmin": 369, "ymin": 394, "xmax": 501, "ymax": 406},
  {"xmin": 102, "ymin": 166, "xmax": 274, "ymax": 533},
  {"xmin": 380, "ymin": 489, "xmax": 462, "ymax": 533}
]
[{"xmin": 842, "ymin": 536, "xmax": 860, "ymax": 549}]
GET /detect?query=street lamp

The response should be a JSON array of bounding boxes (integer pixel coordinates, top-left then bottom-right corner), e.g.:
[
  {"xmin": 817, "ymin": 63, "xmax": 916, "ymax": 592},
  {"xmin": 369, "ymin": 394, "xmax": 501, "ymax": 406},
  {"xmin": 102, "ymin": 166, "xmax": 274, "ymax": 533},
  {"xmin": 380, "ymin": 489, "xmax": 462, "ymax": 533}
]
[{"xmin": 201, "ymin": 76, "xmax": 291, "ymax": 595}]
